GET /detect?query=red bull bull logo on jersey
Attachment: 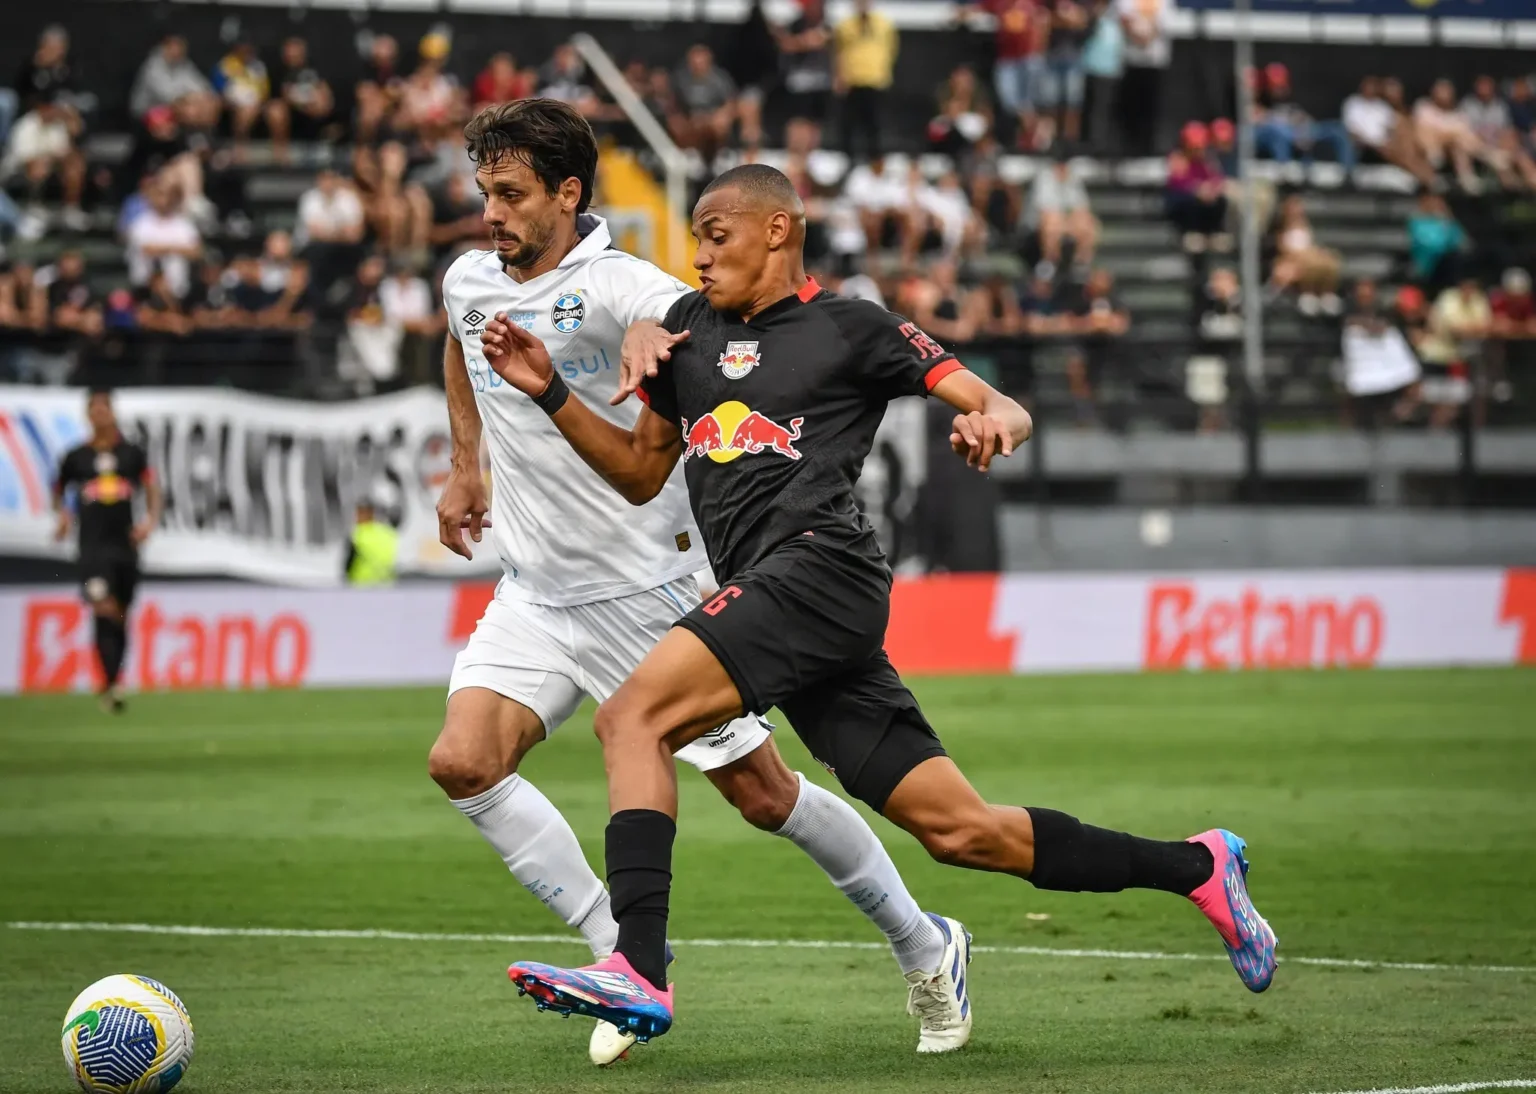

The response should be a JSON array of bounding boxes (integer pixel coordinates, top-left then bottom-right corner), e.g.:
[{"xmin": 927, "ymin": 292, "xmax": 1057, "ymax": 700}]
[{"xmin": 681, "ymin": 401, "xmax": 803, "ymax": 464}]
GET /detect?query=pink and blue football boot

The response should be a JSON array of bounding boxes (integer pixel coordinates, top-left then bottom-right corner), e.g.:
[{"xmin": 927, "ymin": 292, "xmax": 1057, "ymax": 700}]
[
  {"xmin": 507, "ymin": 952, "xmax": 674, "ymax": 1042},
  {"xmin": 1187, "ymin": 829, "xmax": 1278, "ymax": 992}
]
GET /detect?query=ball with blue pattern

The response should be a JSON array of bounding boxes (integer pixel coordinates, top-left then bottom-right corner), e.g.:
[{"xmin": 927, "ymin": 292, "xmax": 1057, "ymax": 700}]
[{"xmin": 62, "ymin": 974, "xmax": 195, "ymax": 1093}]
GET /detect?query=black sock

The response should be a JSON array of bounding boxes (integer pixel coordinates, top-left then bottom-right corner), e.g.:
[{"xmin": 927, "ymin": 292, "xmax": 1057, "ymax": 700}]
[
  {"xmin": 1025, "ymin": 807, "xmax": 1214, "ymax": 896},
  {"xmin": 94, "ymin": 615, "xmax": 126, "ymax": 687},
  {"xmin": 606, "ymin": 808, "xmax": 675, "ymax": 989}
]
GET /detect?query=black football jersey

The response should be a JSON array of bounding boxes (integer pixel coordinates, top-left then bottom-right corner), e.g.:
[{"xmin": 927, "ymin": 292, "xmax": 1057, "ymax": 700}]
[
  {"xmin": 640, "ymin": 279, "xmax": 963, "ymax": 581},
  {"xmin": 56, "ymin": 439, "xmax": 151, "ymax": 551}
]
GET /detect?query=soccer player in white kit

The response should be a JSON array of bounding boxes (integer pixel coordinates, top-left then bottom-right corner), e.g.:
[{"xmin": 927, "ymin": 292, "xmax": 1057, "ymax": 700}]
[{"xmin": 430, "ymin": 99, "xmax": 966, "ymax": 1064}]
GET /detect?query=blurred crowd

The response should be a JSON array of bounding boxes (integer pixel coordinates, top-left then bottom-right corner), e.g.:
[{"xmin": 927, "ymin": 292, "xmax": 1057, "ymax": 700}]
[{"xmin": 1, "ymin": 1, "xmax": 1533, "ymax": 425}]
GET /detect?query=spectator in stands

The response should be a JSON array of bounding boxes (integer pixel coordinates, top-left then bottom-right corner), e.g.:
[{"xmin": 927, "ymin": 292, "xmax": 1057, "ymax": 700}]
[
  {"xmin": 225, "ymin": 252, "xmax": 298, "ymax": 329},
  {"xmin": 1116, "ymin": 0, "xmax": 1172, "ymax": 155},
  {"xmin": 136, "ymin": 267, "xmax": 193, "ymax": 337},
  {"xmin": 1079, "ymin": 0, "xmax": 1123, "ymax": 153},
  {"xmin": 1406, "ymin": 192, "xmax": 1466, "ymax": 293},
  {"xmin": 927, "ymin": 65, "xmax": 993, "ymax": 160},
  {"xmin": 1342, "ymin": 76, "xmax": 1437, "ymax": 189},
  {"xmin": 966, "ymin": 265, "xmax": 1029, "ymax": 346},
  {"xmin": 1433, "ymin": 276, "xmax": 1491, "ymax": 357},
  {"xmin": 776, "ymin": 0, "xmax": 835, "ymax": 134},
  {"xmin": 1044, "ymin": 0, "xmax": 1091, "ymax": 146},
  {"xmin": 125, "ymin": 179, "xmax": 201, "ymax": 299},
  {"xmin": 473, "ymin": 52, "xmax": 535, "ymax": 111},
  {"xmin": 1060, "ymin": 267, "xmax": 1129, "ymax": 426},
  {"xmin": 833, "ymin": 0, "xmax": 898, "ymax": 163},
  {"xmin": 1342, "ymin": 278, "xmax": 1420, "ymax": 431},
  {"xmin": 1266, "ymin": 194, "xmax": 1341, "ymax": 316},
  {"xmin": 915, "ymin": 167, "xmax": 983, "ymax": 260},
  {"xmin": 1019, "ymin": 261, "xmax": 1065, "ymax": 333},
  {"xmin": 907, "ymin": 257, "xmax": 976, "ymax": 344},
  {"xmin": 844, "ymin": 156, "xmax": 912, "ymax": 255},
  {"xmin": 1462, "ymin": 75, "xmax": 1536, "ymax": 191},
  {"xmin": 354, "ymin": 34, "xmax": 404, "ymax": 145},
  {"xmin": 278, "ymin": 37, "xmax": 338, "ymax": 145},
  {"xmin": 380, "ymin": 257, "xmax": 441, "ymax": 386},
  {"xmin": 397, "ymin": 32, "xmax": 464, "ymax": 139},
  {"xmin": 257, "ymin": 230, "xmax": 310, "ymax": 322},
  {"xmin": 670, "ymin": 45, "xmax": 738, "ymax": 160},
  {"xmin": 1491, "ymin": 267, "xmax": 1536, "ymax": 340},
  {"xmin": 1251, "ymin": 63, "xmax": 1355, "ymax": 173},
  {"xmin": 538, "ymin": 44, "xmax": 603, "ymax": 119},
  {"xmin": 967, "ymin": 132, "xmax": 1016, "ymax": 236},
  {"xmin": 1414, "ymin": 79, "xmax": 1494, "ymax": 193},
  {"xmin": 131, "ymin": 35, "xmax": 219, "ymax": 132},
  {"xmin": 429, "ymin": 172, "xmax": 485, "ymax": 251},
  {"xmin": 125, "ymin": 105, "xmax": 202, "ymax": 214},
  {"xmin": 341, "ymin": 252, "xmax": 398, "ymax": 391},
  {"xmin": 1191, "ymin": 265, "xmax": 1241, "ymax": 432},
  {"xmin": 1165, "ymin": 121, "xmax": 1229, "ymax": 254},
  {"xmin": 42, "ymin": 249, "xmax": 101, "ymax": 338},
  {"xmin": 725, "ymin": 0, "xmax": 777, "ymax": 152},
  {"xmin": 1024, "ymin": 151, "xmax": 1097, "ymax": 268},
  {"xmin": 959, "ymin": 0, "xmax": 1049, "ymax": 150},
  {"xmin": 15, "ymin": 26, "xmax": 88, "ymax": 119},
  {"xmin": 0, "ymin": 261, "xmax": 49, "ymax": 381},
  {"xmin": 354, "ymin": 140, "xmax": 431, "ymax": 257},
  {"xmin": 1507, "ymin": 77, "xmax": 1535, "ymax": 154},
  {"xmin": 213, "ymin": 41, "xmax": 279, "ymax": 150},
  {"xmin": 189, "ymin": 259, "xmax": 235, "ymax": 329},
  {"xmin": 2, "ymin": 95, "xmax": 88, "ymax": 232}
]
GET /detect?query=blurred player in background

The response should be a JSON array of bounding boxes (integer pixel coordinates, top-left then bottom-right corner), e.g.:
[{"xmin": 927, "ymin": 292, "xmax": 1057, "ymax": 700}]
[
  {"xmin": 482, "ymin": 164, "xmax": 1277, "ymax": 1045},
  {"xmin": 52, "ymin": 388, "xmax": 160, "ymax": 713},
  {"xmin": 432, "ymin": 99, "xmax": 964, "ymax": 1064}
]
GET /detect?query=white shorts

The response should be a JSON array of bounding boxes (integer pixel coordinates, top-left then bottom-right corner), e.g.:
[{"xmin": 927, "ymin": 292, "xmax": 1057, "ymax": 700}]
[{"xmin": 447, "ymin": 576, "xmax": 771, "ymax": 772}]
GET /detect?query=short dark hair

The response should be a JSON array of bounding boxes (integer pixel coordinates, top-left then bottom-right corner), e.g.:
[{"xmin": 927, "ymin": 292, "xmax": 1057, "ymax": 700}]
[
  {"xmin": 87, "ymin": 386, "xmax": 113, "ymax": 401},
  {"xmin": 699, "ymin": 163, "xmax": 801, "ymax": 210},
  {"xmin": 463, "ymin": 98, "xmax": 597, "ymax": 214}
]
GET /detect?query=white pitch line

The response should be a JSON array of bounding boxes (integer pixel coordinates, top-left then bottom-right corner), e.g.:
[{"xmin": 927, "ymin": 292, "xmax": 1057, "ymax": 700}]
[
  {"xmin": 6, "ymin": 921, "xmax": 1533, "ymax": 976},
  {"xmin": 1306, "ymin": 1082, "xmax": 1536, "ymax": 1094}
]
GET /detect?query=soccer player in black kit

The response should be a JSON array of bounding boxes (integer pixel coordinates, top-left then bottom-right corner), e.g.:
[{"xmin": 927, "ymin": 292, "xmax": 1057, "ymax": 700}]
[
  {"xmin": 52, "ymin": 389, "xmax": 160, "ymax": 712},
  {"xmin": 480, "ymin": 164, "xmax": 1276, "ymax": 1045}
]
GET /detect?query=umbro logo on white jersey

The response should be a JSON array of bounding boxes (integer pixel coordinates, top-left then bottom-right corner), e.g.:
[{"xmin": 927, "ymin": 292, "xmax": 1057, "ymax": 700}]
[{"xmin": 463, "ymin": 309, "xmax": 486, "ymax": 327}]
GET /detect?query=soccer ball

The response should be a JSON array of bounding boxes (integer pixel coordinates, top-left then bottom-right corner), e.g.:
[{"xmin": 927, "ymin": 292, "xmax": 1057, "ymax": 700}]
[{"xmin": 61, "ymin": 975, "xmax": 195, "ymax": 1093}]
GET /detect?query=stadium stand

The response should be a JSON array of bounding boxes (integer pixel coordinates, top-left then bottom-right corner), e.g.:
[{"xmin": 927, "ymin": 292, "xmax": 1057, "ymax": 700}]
[{"xmin": 1, "ymin": 0, "xmax": 1534, "ymax": 514}]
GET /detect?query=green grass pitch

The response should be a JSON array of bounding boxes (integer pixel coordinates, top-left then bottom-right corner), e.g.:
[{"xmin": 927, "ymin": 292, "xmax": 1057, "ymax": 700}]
[{"xmin": 2, "ymin": 669, "xmax": 1533, "ymax": 1093}]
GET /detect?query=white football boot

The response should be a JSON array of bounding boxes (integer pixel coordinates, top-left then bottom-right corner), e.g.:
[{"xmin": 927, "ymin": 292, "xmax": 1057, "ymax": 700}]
[
  {"xmin": 904, "ymin": 913, "xmax": 973, "ymax": 1054},
  {"xmin": 588, "ymin": 1020, "xmax": 636, "ymax": 1066}
]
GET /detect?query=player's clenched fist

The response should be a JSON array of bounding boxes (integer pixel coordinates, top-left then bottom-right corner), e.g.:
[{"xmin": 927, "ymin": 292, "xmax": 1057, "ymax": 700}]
[
  {"xmin": 480, "ymin": 312, "xmax": 555, "ymax": 396},
  {"xmin": 614, "ymin": 320, "xmax": 689, "ymax": 405}
]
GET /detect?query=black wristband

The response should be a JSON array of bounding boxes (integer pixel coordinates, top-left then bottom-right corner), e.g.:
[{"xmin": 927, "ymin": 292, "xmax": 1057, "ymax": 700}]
[{"xmin": 531, "ymin": 372, "xmax": 570, "ymax": 416}]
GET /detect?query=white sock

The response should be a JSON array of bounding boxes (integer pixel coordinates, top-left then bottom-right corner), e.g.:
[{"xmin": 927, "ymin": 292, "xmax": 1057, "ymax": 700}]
[
  {"xmin": 452, "ymin": 772, "xmax": 618, "ymax": 960},
  {"xmin": 774, "ymin": 772, "xmax": 945, "ymax": 975}
]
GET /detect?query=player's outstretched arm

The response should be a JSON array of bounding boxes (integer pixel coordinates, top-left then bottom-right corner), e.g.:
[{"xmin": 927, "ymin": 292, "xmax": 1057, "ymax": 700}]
[
  {"xmin": 930, "ymin": 368, "xmax": 1033, "ymax": 473},
  {"xmin": 481, "ymin": 312, "xmax": 684, "ymax": 504}
]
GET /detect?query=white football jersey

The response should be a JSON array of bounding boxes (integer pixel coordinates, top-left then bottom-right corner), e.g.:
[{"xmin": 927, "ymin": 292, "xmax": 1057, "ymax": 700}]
[{"xmin": 443, "ymin": 215, "xmax": 701, "ymax": 606}]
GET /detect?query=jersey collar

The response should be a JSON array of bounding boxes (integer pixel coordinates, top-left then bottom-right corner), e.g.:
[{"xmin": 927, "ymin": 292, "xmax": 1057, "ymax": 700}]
[{"xmin": 746, "ymin": 277, "xmax": 823, "ymax": 326}]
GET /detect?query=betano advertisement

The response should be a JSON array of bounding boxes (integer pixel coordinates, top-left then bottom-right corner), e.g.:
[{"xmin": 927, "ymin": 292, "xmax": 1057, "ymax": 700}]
[{"xmin": 2, "ymin": 569, "xmax": 1532, "ymax": 694}]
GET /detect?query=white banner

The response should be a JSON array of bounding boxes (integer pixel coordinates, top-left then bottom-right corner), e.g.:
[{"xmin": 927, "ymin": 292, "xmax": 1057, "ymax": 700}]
[
  {"xmin": 0, "ymin": 386, "xmax": 500, "ymax": 584},
  {"xmin": 2, "ymin": 568, "xmax": 1531, "ymax": 693}
]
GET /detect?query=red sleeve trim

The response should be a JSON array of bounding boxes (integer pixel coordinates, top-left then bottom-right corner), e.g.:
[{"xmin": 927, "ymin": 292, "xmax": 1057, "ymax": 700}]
[
  {"xmin": 924, "ymin": 359, "xmax": 967, "ymax": 392},
  {"xmin": 635, "ymin": 385, "xmax": 652, "ymax": 406},
  {"xmin": 797, "ymin": 277, "xmax": 823, "ymax": 303}
]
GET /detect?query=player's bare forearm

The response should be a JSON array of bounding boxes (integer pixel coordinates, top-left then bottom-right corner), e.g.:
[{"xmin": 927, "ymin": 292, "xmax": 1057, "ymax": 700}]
[
  {"xmin": 443, "ymin": 334, "xmax": 483, "ymax": 471},
  {"xmin": 143, "ymin": 476, "xmax": 164, "ymax": 530},
  {"xmin": 547, "ymin": 396, "xmax": 682, "ymax": 506},
  {"xmin": 931, "ymin": 367, "xmax": 1033, "ymax": 472}
]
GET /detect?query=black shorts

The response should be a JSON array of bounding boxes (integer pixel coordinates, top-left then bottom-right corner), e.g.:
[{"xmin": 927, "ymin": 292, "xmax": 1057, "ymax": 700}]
[
  {"xmin": 79, "ymin": 548, "xmax": 139, "ymax": 608},
  {"xmin": 676, "ymin": 535, "xmax": 946, "ymax": 812}
]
